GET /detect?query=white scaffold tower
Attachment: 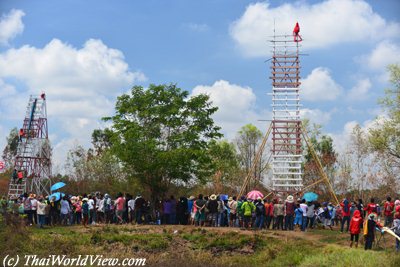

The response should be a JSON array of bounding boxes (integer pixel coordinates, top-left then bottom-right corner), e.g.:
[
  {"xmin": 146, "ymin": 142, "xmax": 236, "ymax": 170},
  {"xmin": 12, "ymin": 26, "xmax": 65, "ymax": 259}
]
[{"xmin": 269, "ymin": 32, "xmax": 303, "ymax": 193}]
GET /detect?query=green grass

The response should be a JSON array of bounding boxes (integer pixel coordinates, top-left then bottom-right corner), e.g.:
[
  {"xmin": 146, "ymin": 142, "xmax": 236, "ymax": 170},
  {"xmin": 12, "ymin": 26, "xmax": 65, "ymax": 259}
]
[{"xmin": 1, "ymin": 219, "xmax": 400, "ymax": 267}]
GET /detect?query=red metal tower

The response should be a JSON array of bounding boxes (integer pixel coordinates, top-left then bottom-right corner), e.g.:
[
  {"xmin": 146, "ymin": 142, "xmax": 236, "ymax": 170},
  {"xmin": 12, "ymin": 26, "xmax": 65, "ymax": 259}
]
[{"xmin": 8, "ymin": 94, "xmax": 52, "ymax": 198}]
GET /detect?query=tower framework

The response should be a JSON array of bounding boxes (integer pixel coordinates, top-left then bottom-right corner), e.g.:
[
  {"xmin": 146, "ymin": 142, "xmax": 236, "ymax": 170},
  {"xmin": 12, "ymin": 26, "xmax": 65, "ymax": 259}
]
[
  {"xmin": 8, "ymin": 94, "xmax": 52, "ymax": 199},
  {"xmin": 269, "ymin": 34, "xmax": 303, "ymax": 192}
]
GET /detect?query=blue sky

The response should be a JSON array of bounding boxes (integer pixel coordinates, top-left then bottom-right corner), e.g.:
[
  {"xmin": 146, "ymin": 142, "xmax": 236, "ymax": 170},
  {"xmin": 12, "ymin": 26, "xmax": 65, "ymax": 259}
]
[{"xmin": 0, "ymin": 0, "xmax": 399, "ymax": 171}]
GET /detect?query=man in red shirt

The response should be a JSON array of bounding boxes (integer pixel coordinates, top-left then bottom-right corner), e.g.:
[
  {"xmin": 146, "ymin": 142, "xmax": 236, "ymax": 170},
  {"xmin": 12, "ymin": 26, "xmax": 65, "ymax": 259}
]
[
  {"xmin": 293, "ymin": 22, "xmax": 303, "ymax": 42},
  {"xmin": 115, "ymin": 193, "xmax": 125, "ymax": 224},
  {"xmin": 364, "ymin": 198, "xmax": 378, "ymax": 216},
  {"xmin": 384, "ymin": 196, "xmax": 394, "ymax": 226}
]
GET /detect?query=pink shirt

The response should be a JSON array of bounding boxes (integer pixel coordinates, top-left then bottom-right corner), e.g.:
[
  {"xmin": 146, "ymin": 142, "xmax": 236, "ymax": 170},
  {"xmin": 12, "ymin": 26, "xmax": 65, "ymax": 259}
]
[{"xmin": 116, "ymin": 197, "xmax": 125, "ymax": 211}]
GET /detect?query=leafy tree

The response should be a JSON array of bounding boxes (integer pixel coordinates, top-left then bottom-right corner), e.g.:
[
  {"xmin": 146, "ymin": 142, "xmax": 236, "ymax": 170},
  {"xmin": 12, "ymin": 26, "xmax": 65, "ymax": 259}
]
[
  {"xmin": 369, "ymin": 64, "xmax": 400, "ymax": 167},
  {"xmin": 2, "ymin": 127, "xmax": 18, "ymax": 169},
  {"xmin": 302, "ymin": 121, "xmax": 338, "ymax": 194},
  {"xmin": 235, "ymin": 124, "xmax": 264, "ymax": 190},
  {"xmin": 91, "ymin": 128, "xmax": 113, "ymax": 155},
  {"xmin": 103, "ymin": 84, "xmax": 222, "ymax": 202},
  {"xmin": 207, "ymin": 140, "xmax": 241, "ymax": 193}
]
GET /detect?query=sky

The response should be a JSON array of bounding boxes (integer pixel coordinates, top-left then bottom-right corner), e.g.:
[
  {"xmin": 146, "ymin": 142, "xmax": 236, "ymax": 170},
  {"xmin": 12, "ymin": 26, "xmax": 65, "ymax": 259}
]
[{"xmin": 0, "ymin": 0, "xmax": 399, "ymax": 172}]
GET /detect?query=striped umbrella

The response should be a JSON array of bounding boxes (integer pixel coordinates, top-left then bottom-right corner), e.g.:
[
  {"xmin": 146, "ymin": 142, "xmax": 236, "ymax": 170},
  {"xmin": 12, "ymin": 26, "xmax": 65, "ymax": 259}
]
[{"xmin": 246, "ymin": 190, "xmax": 264, "ymax": 200}]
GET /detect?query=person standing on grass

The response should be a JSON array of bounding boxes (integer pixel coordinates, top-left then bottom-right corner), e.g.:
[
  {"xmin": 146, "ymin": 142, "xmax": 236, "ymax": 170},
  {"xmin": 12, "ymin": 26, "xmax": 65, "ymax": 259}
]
[
  {"xmin": 341, "ymin": 197, "xmax": 351, "ymax": 233},
  {"xmin": 228, "ymin": 196, "xmax": 237, "ymax": 227},
  {"xmin": 36, "ymin": 197, "xmax": 48, "ymax": 228},
  {"xmin": 299, "ymin": 199, "xmax": 308, "ymax": 231},
  {"xmin": 349, "ymin": 210, "xmax": 362, "ymax": 248},
  {"xmin": 128, "ymin": 195, "xmax": 135, "ymax": 224},
  {"xmin": 364, "ymin": 198, "xmax": 378, "ymax": 216},
  {"xmin": 390, "ymin": 207, "xmax": 400, "ymax": 252},
  {"xmin": 384, "ymin": 196, "xmax": 394, "ymax": 227},
  {"xmin": 265, "ymin": 199, "xmax": 274, "ymax": 230},
  {"xmin": 323, "ymin": 202, "xmax": 333, "ymax": 230},
  {"xmin": 284, "ymin": 195, "xmax": 295, "ymax": 231},
  {"xmin": 236, "ymin": 196, "xmax": 245, "ymax": 228},
  {"xmin": 306, "ymin": 201, "xmax": 316, "ymax": 229},
  {"xmin": 88, "ymin": 195, "xmax": 95, "ymax": 225},
  {"xmin": 194, "ymin": 194, "xmax": 206, "ymax": 226},
  {"xmin": 241, "ymin": 198, "xmax": 255, "ymax": 229},
  {"xmin": 294, "ymin": 204, "xmax": 303, "ymax": 230},
  {"xmin": 273, "ymin": 199, "xmax": 285, "ymax": 230},
  {"xmin": 82, "ymin": 198, "xmax": 89, "ymax": 228},
  {"xmin": 364, "ymin": 213, "xmax": 381, "ymax": 250},
  {"xmin": 207, "ymin": 194, "xmax": 219, "ymax": 227},
  {"xmin": 60, "ymin": 196, "xmax": 71, "ymax": 225},
  {"xmin": 115, "ymin": 192, "xmax": 125, "ymax": 224},
  {"xmin": 73, "ymin": 197, "xmax": 82, "ymax": 225},
  {"xmin": 254, "ymin": 197, "xmax": 265, "ymax": 230}
]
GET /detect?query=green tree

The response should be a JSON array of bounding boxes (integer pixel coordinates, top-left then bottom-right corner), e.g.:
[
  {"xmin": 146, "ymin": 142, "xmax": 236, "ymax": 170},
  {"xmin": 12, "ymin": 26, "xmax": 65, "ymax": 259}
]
[
  {"xmin": 207, "ymin": 140, "xmax": 241, "ymax": 193},
  {"xmin": 91, "ymin": 128, "xmax": 113, "ymax": 155},
  {"xmin": 369, "ymin": 64, "xmax": 400, "ymax": 167},
  {"xmin": 2, "ymin": 127, "xmax": 18, "ymax": 169},
  {"xmin": 235, "ymin": 124, "xmax": 264, "ymax": 190},
  {"xmin": 104, "ymin": 84, "xmax": 222, "ymax": 202}
]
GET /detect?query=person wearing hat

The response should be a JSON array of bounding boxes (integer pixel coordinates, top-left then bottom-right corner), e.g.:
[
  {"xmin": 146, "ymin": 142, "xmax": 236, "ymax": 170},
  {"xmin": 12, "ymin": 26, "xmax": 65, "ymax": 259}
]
[
  {"xmin": 285, "ymin": 195, "xmax": 295, "ymax": 231},
  {"xmin": 228, "ymin": 196, "xmax": 237, "ymax": 227},
  {"xmin": 364, "ymin": 212, "xmax": 381, "ymax": 250},
  {"xmin": 207, "ymin": 194, "xmax": 219, "ymax": 227}
]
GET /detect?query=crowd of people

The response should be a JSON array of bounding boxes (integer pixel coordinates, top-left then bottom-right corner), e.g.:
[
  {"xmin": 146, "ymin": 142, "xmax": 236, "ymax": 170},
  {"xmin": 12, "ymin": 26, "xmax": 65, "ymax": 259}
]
[{"xmin": 1, "ymin": 192, "xmax": 399, "ymax": 251}]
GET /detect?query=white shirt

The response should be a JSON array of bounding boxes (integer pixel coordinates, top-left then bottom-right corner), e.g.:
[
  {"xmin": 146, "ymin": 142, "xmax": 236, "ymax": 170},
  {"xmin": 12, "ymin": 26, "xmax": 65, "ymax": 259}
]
[
  {"xmin": 31, "ymin": 199, "xmax": 38, "ymax": 210},
  {"xmin": 97, "ymin": 199, "xmax": 105, "ymax": 212},
  {"xmin": 88, "ymin": 199, "xmax": 94, "ymax": 210},
  {"xmin": 300, "ymin": 203, "xmax": 308, "ymax": 216},
  {"xmin": 128, "ymin": 199, "xmax": 135, "ymax": 211}
]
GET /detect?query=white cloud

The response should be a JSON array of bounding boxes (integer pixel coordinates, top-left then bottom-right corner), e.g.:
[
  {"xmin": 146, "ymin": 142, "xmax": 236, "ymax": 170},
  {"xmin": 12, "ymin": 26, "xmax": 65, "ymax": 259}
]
[
  {"xmin": 230, "ymin": 0, "xmax": 400, "ymax": 57},
  {"xmin": 191, "ymin": 80, "xmax": 270, "ymax": 138},
  {"xmin": 0, "ymin": 9, "xmax": 25, "ymax": 46},
  {"xmin": 347, "ymin": 78, "xmax": 372, "ymax": 101},
  {"xmin": 301, "ymin": 67, "xmax": 342, "ymax": 101},
  {"xmin": 363, "ymin": 40, "xmax": 400, "ymax": 71},
  {"xmin": 0, "ymin": 38, "xmax": 146, "ymax": 169},
  {"xmin": 300, "ymin": 108, "xmax": 332, "ymax": 126}
]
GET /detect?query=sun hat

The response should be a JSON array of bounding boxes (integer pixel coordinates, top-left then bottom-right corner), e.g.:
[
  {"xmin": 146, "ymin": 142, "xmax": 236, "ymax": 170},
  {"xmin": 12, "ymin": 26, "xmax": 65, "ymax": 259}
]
[
  {"xmin": 286, "ymin": 195, "xmax": 294, "ymax": 203},
  {"xmin": 395, "ymin": 200, "xmax": 400, "ymax": 206},
  {"xmin": 188, "ymin": 196, "xmax": 195, "ymax": 200},
  {"xmin": 82, "ymin": 198, "xmax": 89, "ymax": 202},
  {"xmin": 228, "ymin": 197, "xmax": 233, "ymax": 201},
  {"xmin": 210, "ymin": 194, "xmax": 217, "ymax": 200}
]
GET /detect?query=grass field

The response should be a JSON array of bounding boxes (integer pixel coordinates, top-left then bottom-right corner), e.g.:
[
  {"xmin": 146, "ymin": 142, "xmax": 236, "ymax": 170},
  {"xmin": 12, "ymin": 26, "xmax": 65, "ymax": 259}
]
[{"xmin": 1, "ymin": 219, "xmax": 399, "ymax": 267}]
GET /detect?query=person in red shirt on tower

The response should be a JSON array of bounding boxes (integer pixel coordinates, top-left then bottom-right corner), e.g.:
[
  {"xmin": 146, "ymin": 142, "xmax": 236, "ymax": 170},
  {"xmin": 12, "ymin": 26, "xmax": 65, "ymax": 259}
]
[
  {"xmin": 293, "ymin": 22, "xmax": 302, "ymax": 42},
  {"xmin": 384, "ymin": 196, "xmax": 394, "ymax": 226},
  {"xmin": 364, "ymin": 198, "xmax": 378, "ymax": 216},
  {"xmin": 349, "ymin": 210, "xmax": 363, "ymax": 248}
]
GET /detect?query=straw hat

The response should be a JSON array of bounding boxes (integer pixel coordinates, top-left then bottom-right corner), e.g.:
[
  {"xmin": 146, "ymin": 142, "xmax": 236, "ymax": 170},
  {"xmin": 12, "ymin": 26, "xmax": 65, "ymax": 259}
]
[
  {"xmin": 210, "ymin": 194, "xmax": 217, "ymax": 200},
  {"xmin": 82, "ymin": 198, "xmax": 89, "ymax": 202},
  {"xmin": 228, "ymin": 197, "xmax": 233, "ymax": 201},
  {"xmin": 188, "ymin": 196, "xmax": 195, "ymax": 200},
  {"xmin": 286, "ymin": 195, "xmax": 294, "ymax": 203}
]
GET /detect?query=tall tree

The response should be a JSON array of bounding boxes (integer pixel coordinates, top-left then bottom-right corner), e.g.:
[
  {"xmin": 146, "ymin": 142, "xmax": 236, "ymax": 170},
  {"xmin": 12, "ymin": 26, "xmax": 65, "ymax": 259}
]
[
  {"xmin": 207, "ymin": 140, "xmax": 241, "ymax": 193},
  {"xmin": 104, "ymin": 84, "xmax": 222, "ymax": 202},
  {"xmin": 235, "ymin": 124, "xmax": 264, "ymax": 190},
  {"xmin": 369, "ymin": 64, "xmax": 400, "ymax": 167},
  {"xmin": 2, "ymin": 127, "xmax": 18, "ymax": 169}
]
